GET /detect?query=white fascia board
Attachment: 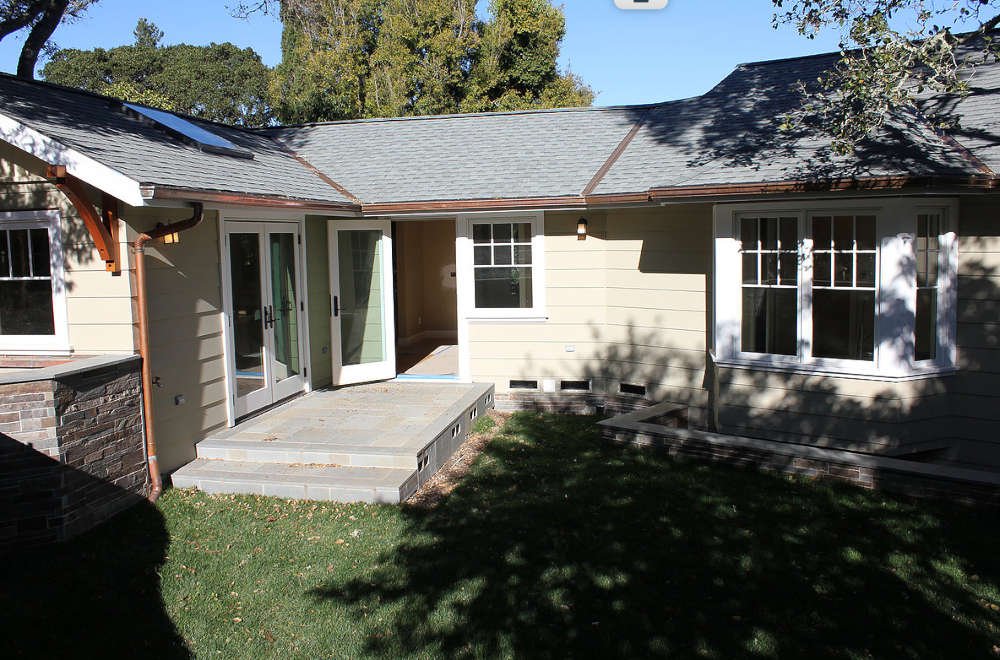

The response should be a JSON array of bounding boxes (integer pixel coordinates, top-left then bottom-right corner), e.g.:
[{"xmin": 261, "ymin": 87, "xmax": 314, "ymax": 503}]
[{"xmin": 0, "ymin": 111, "xmax": 145, "ymax": 207}]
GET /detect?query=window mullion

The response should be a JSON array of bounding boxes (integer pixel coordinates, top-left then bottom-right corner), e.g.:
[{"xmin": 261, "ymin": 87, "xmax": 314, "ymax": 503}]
[{"xmin": 800, "ymin": 214, "xmax": 813, "ymax": 362}]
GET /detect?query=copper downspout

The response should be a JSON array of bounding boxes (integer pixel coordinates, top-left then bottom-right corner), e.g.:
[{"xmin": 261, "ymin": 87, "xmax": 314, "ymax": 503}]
[{"xmin": 134, "ymin": 203, "xmax": 204, "ymax": 503}]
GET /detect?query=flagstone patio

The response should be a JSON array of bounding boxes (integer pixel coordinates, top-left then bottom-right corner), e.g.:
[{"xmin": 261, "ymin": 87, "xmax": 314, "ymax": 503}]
[{"xmin": 171, "ymin": 381, "xmax": 495, "ymax": 503}]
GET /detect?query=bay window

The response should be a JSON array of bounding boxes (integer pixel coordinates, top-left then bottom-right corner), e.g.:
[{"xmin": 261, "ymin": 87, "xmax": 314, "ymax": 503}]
[{"xmin": 715, "ymin": 200, "xmax": 957, "ymax": 378}]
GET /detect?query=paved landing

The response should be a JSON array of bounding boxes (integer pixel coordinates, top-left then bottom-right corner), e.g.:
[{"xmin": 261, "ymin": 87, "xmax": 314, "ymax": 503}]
[{"xmin": 172, "ymin": 381, "xmax": 495, "ymax": 503}]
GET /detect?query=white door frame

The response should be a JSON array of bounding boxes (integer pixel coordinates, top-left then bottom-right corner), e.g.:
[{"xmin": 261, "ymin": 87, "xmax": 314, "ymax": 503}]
[
  {"xmin": 219, "ymin": 211, "xmax": 311, "ymax": 425},
  {"xmin": 328, "ymin": 218, "xmax": 397, "ymax": 385}
]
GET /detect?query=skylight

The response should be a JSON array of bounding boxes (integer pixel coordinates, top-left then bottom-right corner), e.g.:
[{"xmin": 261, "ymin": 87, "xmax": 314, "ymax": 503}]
[{"xmin": 124, "ymin": 103, "xmax": 253, "ymax": 159}]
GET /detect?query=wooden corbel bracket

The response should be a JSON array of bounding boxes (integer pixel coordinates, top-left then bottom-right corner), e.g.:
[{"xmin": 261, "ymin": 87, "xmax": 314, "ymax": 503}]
[{"xmin": 46, "ymin": 165, "xmax": 121, "ymax": 274}]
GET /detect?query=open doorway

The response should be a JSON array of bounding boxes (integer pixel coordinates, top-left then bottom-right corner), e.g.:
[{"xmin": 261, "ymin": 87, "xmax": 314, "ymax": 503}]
[{"xmin": 393, "ymin": 219, "xmax": 458, "ymax": 378}]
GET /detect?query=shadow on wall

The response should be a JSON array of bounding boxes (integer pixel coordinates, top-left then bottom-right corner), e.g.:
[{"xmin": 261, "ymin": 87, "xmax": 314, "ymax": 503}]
[
  {"xmin": 0, "ymin": 143, "xmax": 117, "ymax": 297},
  {"xmin": 520, "ymin": 222, "xmax": 1000, "ymax": 464},
  {"xmin": 0, "ymin": 435, "xmax": 189, "ymax": 657},
  {"xmin": 312, "ymin": 414, "xmax": 999, "ymax": 658}
]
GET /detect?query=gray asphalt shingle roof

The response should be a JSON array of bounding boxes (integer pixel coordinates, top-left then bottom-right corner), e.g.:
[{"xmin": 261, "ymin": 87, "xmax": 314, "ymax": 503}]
[
  {"xmin": 268, "ymin": 107, "xmax": 638, "ymax": 204},
  {"xmin": 591, "ymin": 52, "xmax": 988, "ymax": 196},
  {"xmin": 0, "ymin": 74, "xmax": 355, "ymax": 205},
  {"xmin": 0, "ymin": 34, "xmax": 996, "ymax": 208},
  {"xmin": 920, "ymin": 50, "xmax": 1000, "ymax": 173}
]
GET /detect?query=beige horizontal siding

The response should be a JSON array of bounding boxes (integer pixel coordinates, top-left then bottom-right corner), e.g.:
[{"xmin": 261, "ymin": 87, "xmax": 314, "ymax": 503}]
[
  {"xmin": 123, "ymin": 208, "xmax": 227, "ymax": 472},
  {"xmin": 946, "ymin": 197, "xmax": 1000, "ymax": 466},
  {"xmin": 470, "ymin": 206, "xmax": 711, "ymax": 404},
  {"xmin": 0, "ymin": 142, "xmax": 135, "ymax": 355}
]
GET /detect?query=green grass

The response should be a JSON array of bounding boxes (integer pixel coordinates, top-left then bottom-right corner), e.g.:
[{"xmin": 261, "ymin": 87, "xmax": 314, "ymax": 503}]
[{"xmin": 2, "ymin": 413, "xmax": 998, "ymax": 658}]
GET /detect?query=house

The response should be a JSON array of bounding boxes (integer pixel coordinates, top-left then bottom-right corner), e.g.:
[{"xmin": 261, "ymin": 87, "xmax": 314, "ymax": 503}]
[{"xmin": 1, "ymin": 36, "xmax": 998, "ymax": 532}]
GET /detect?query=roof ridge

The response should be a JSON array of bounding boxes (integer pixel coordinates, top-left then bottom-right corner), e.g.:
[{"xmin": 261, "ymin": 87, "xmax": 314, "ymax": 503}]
[
  {"xmin": 732, "ymin": 25, "xmax": 1000, "ymax": 71},
  {"xmin": 258, "ymin": 102, "xmax": 667, "ymax": 130}
]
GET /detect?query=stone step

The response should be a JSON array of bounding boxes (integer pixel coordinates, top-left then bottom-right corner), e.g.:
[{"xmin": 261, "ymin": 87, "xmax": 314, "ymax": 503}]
[
  {"xmin": 170, "ymin": 459, "xmax": 418, "ymax": 504},
  {"xmin": 195, "ymin": 437, "xmax": 418, "ymax": 470}
]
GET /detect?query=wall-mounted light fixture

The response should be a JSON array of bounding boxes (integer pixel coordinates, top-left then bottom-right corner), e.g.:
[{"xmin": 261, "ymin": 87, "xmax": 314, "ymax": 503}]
[
  {"xmin": 577, "ymin": 217, "xmax": 588, "ymax": 241},
  {"xmin": 155, "ymin": 222, "xmax": 180, "ymax": 244}
]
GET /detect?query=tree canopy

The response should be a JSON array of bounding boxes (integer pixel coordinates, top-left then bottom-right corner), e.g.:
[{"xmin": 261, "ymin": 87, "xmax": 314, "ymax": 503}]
[
  {"xmin": 258, "ymin": 0, "xmax": 592, "ymax": 123},
  {"xmin": 0, "ymin": 0, "xmax": 96, "ymax": 78},
  {"xmin": 41, "ymin": 20, "xmax": 274, "ymax": 126},
  {"xmin": 774, "ymin": 0, "xmax": 1000, "ymax": 152}
]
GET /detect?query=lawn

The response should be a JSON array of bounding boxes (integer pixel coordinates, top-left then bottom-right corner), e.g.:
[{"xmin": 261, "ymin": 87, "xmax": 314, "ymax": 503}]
[{"xmin": 2, "ymin": 413, "xmax": 998, "ymax": 658}]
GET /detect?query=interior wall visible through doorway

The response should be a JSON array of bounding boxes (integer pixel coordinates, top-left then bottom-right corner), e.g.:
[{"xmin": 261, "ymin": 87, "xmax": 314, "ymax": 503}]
[{"xmin": 395, "ymin": 219, "xmax": 458, "ymax": 344}]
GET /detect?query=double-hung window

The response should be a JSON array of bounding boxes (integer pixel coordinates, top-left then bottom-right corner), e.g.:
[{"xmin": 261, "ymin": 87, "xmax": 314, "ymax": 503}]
[
  {"xmin": 0, "ymin": 211, "xmax": 68, "ymax": 353},
  {"xmin": 715, "ymin": 200, "xmax": 957, "ymax": 378},
  {"xmin": 740, "ymin": 216, "xmax": 798, "ymax": 356},
  {"xmin": 461, "ymin": 214, "xmax": 546, "ymax": 319},
  {"xmin": 810, "ymin": 214, "xmax": 878, "ymax": 361}
]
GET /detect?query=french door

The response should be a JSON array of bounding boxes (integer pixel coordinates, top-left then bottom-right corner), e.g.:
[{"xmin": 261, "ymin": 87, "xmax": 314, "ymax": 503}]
[
  {"xmin": 328, "ymin": 219, "xmax": 396, "ymax": 385},
  {"xmin": 225, "ymin": 221, "xmax": 306, "ymax": 417}
]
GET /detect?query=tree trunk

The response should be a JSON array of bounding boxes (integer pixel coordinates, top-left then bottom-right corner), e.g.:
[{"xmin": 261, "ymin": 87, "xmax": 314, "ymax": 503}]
[
  {"xmin": 16, "ymin": 0, "xmax": 68, "ymax": 80},
  {"xmin": 0, "ymin": 1, "xmax": 48, "ymax": 43}
]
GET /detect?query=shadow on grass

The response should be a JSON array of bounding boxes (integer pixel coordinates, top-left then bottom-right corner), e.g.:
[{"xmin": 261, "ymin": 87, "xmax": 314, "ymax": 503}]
[
  {"xmin": 0, "ymin": 499, "xmax": 189, "ymax": 658},
  {"xmin": 315, "ymin": 413, "xmax": 999, "ymax": 658}
]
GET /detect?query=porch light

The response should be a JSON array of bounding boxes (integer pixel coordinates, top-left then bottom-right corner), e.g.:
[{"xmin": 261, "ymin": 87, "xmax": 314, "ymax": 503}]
[
  {"xmin": 577, "ymin": 217, "xmax": 588, "ymax": 241},
  {"xmin": 155, "ymin": 222, "xmax": 180, "ymax": 244}
]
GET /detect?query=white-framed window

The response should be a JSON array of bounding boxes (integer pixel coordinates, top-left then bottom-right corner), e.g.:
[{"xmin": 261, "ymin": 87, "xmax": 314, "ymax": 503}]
[
  {"xmin": 714, "ymin": 199, "xmax": 957, "ymax": 379},
  {"xmin": 0, "ymin": 210, "xmax": 69, "ymax": 353},
  {"xmin": 458, "ymin": 213, "xmax": 546, "ymax": 319}
]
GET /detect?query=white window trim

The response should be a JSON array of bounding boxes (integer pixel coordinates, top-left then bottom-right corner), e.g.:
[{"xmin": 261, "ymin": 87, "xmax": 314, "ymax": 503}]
[
  {"xmin": 457, "ymin": 212, "xmax": 547, "ymax": 321},
  {"xmin": 713, "ymin": 198, "xmax": 958, "ymax": 380},
  {"xmin": 0, "ymin": 210, "xmax": 70, "ymax": 355}
]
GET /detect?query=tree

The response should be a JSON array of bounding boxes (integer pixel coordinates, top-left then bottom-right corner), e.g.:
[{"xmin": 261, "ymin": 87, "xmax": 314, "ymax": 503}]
[
  {"xmin": 269, "ymin": 0, "xmax": 481, "ymax": 123},
  {"xmin": 461, "ymin": 0, "xmax": 593, "ymax": 113},
  {"xmin": 42, "ymin": 20, "xmax": 274, "ymax": 126},
  {"xmin": 773, "ymin": 0, "xmax": 1000, "ymax": 152},
  {"xmin": 246, "ymin": 0, "xmax": 591, "ymax": 123},
  {"xmin": 0, "ymin": 0, "xmax": 97, "ymax": 79}
]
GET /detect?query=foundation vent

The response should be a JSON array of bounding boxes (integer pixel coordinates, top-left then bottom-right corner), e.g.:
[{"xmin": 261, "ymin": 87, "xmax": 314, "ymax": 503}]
[
  {"xmin": 619, "ymin": 383, "xmax": 647, "ymax": 397},
  {"xmin": 510, "ymin": 380, "xmax": 539, "ymax": 390},
  {"xmin": 560, "ymin": 380, "xmax": 591, "ymax": 392}
]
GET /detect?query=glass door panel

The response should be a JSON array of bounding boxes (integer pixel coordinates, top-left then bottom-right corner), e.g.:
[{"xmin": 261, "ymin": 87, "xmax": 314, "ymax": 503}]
[
  {"xmin": 225, "ymin": 222, "xmax": 307, "ymax": 419},
  {"xmin": 268, "ymin": 228, "xmax": 305, "ymax": 401},
  {"xmin": 270, "ymin": 232, "xmax": 301, "ymax": 379},
  {"xmin": 338, "ymin": 230, "xmax": 385, "ymax": 366},
  {"xmin": 227, "ymin": 231, "xmax": 269, "ymax": 416},
  {"xmin": 329, "ymin": 220, "xmax": 396, "ymax": 385}
]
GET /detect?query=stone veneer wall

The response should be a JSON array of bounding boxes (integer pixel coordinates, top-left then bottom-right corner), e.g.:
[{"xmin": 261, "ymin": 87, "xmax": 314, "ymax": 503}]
[{"xmin": 0, "ymin": 356, "xmax": 148, "ymax": 549}]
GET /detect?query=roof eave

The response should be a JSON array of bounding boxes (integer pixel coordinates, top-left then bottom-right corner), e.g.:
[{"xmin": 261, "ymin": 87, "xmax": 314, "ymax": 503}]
[
  {"xmin": 0, "ymin": 110, "xmax": 146, "ymax": 207},
  {"xmin": 645, "ymin": 175, "xmax": 999, "ymax": 201},
  {"xmin": 361, "ymin": 196, "xmax": 589, "ymax": 216},
  {"xmin": 145, "ymin": 185, "xmax": 362, "ymax": 213}
]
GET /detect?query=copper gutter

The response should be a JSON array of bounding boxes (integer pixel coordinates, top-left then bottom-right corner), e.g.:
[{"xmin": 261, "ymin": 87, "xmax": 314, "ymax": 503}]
[
  {"xmin": 645, "ymin": 174, "xmax": 998, "ymax": 201},
  {"xmin": 134, "ymin": 203, "xmax": 204, "ymax": 503},
  {"xmin": 146, "ymin": 185, "xmax": 361, "ymax": 213},
  {"xmin": 363, "ymin": 196, "xmax": 587, "ymax": 215}
]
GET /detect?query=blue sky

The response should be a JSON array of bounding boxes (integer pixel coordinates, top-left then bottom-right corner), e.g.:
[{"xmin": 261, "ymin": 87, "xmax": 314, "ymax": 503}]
[{"xmin": 0, "ymin": 0, "xmax": 931, "ymax": 106}]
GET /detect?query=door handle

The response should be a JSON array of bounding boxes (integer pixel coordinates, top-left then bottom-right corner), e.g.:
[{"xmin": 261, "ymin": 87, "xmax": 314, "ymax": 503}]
[
  {"xmin": 333, "ymin": 296, "xmax": 339, "ymax": 317},
  {"xmin": 263, "ymin": 305, "xmax": 273, "ymax": 329}
]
